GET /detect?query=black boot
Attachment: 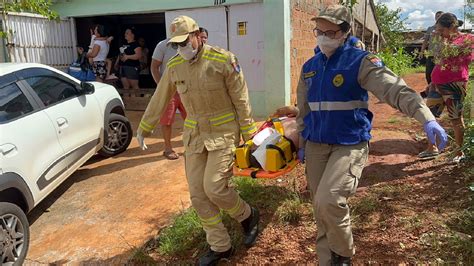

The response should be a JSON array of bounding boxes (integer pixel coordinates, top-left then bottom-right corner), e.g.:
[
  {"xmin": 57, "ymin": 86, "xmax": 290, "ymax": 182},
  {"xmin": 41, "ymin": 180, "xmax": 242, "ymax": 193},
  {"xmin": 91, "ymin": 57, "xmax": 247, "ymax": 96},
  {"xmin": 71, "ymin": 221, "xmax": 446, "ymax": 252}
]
[
  {"xmin": 198, "ymin": 247, "xmax": 233, "ymax": 266},
  {"xmin": 241, "ymin": 207, "xmax": 259, "ymax": 247},
  {"xmin": 330, "ymin": 250, "xmax": 351, "ymax": 266}
]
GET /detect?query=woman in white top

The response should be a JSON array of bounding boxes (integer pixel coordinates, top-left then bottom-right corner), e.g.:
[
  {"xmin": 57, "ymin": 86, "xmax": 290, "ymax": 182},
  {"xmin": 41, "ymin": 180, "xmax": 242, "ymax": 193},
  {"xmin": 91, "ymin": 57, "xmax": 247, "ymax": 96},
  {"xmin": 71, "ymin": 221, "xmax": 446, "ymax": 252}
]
[{"xmin": 86, "ymin": 24, "xmax": 110, "ymax": 82}]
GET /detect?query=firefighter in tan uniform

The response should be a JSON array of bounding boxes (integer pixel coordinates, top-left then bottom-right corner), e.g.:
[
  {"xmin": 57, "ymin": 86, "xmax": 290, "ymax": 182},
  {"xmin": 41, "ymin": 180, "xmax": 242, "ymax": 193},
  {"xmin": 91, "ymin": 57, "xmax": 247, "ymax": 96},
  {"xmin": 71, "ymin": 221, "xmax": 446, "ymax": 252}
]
[
  {"xmin": 294, "ymin": 5, "xmax": 448, "ymax": 265},
  {"xmin": 136, "ymin": 16, "xmax": 259, "ymax": 265}
]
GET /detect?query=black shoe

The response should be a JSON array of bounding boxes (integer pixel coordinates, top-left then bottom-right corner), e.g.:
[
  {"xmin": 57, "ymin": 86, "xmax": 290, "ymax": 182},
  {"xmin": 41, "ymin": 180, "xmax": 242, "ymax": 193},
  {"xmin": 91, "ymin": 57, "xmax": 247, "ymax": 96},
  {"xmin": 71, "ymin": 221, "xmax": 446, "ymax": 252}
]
[
  {"xmin": 241, "ymin": 207, "xmax": 259, "ymax": 247},
  {"xmin": 198, "ymin": 247, "xmax": 233, "ymax": 266},
  {"xmin": 330, "ymin": 250, "xmax": 351, "ymax": 266}
]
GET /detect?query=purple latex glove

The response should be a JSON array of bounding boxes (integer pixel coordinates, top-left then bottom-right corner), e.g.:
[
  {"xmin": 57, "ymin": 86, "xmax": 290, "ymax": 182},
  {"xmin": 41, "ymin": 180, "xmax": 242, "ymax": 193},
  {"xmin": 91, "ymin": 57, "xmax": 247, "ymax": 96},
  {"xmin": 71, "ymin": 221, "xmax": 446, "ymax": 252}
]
[
  {"xmin": 298, "ymin": 148, "xmax": 305, "ymax": 163},
  {"xmin": 423, "ymin": 120, "xmax": 448, "ymax": 150}
]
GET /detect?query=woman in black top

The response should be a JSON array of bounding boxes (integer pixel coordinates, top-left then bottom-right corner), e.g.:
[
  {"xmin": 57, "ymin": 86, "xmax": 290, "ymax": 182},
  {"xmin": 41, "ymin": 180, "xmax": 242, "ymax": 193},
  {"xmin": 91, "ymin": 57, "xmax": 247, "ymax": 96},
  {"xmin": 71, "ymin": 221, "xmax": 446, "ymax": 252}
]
[{"xmin": 115, "ymin": 27, "xmax": 142, "ymax": 93}]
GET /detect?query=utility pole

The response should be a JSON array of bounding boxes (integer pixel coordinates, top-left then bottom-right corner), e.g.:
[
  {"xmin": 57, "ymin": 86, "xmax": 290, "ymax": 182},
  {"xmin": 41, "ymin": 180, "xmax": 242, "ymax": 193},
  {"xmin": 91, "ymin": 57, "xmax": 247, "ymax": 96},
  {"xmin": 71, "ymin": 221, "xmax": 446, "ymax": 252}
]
[{"xmin": 362, "ymin": 0, "xmax": 367, "ymax": 44}]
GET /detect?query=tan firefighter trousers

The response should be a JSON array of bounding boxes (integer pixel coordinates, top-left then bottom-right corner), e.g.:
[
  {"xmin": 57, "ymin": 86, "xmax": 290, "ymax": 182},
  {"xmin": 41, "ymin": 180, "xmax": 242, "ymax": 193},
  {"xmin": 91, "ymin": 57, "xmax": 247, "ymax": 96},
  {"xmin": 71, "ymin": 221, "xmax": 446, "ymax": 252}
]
[{"xmin": 185, "ymin": 147, "xmax": 251, "ymax": 252}]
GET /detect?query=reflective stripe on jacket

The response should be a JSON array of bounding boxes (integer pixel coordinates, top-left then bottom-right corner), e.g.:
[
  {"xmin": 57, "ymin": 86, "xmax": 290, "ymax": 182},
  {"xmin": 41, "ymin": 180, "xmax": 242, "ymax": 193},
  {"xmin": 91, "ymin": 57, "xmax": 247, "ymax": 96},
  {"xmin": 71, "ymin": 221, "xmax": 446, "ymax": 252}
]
[{"xmin": 138, "ymin": 44, "xmax": 256, "ymax": 153}]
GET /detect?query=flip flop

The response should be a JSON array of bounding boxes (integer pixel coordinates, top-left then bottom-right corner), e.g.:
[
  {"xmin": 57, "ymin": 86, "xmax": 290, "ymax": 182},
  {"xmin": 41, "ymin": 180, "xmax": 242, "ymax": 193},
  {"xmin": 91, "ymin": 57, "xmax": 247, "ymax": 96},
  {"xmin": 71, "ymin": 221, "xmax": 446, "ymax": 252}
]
[
  {"xmin": 163, "ymin": 150, "xmax": 179, "ymax": 160},
  {"xmin": 418, "ymin": 150, "xmax": 439, "ymax": 159}
]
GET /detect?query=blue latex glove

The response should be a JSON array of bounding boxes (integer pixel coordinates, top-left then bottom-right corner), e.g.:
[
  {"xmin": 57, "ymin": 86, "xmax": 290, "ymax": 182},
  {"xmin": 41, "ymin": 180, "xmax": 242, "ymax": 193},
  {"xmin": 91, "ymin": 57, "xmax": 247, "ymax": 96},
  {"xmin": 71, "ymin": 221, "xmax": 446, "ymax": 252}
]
[
  {"xmin": 297, "ymin": 148, "xmax": 305, "ymax": 163},
  {"xmin": 424, "ymin": 120, "xmax": 448, "ymax": 151}
]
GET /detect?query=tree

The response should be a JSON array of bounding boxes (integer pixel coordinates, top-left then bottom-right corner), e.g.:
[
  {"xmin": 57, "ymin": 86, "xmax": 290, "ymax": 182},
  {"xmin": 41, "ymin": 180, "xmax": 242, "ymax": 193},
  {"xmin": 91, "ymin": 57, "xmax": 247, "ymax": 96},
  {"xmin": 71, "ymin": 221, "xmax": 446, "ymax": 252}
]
[
  {"xmin": 465, "ymin": 0, "xmax": 474, "ymax": 26},
  {"xmin": 374, "ymin": 2, "xmax": 407, "ymax": 51},
  {"xmin": 0, "ymin": 0, "xmax": 58, "ymax": 46},
  {"xmin": 339, "ymin": 0, "xmax": 358, "ymax": 10}
]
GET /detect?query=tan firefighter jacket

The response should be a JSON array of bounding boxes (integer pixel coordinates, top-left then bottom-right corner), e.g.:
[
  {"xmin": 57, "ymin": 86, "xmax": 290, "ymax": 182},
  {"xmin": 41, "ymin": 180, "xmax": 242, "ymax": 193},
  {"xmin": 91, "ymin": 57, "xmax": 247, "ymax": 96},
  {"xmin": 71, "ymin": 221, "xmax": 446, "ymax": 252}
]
[{"xmin": 138, "ymin": 44, "xmax": 257, "ymax": 153}]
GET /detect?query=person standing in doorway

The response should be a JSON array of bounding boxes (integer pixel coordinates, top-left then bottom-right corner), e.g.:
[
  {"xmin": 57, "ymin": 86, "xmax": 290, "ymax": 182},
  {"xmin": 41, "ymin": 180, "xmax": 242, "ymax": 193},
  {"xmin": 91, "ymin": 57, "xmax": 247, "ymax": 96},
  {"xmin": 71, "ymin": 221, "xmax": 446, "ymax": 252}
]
[
  {"xmin": 86, "ymin": 24, "xmax": 110, "ymax": 82},
  {"xmin": 115, "ymin": 27, "xmax": 142, "ymax": 95},
  {"xmin": 137, "ymin": 16, "xmax": 260, "ymax": 265},
  {"xmin": 150, "ymin": 35, "xmax": 186, "ymax": 160},
  {"xmin": 296, "ymin": 5, "xmax": 447, "ymax": 265}
]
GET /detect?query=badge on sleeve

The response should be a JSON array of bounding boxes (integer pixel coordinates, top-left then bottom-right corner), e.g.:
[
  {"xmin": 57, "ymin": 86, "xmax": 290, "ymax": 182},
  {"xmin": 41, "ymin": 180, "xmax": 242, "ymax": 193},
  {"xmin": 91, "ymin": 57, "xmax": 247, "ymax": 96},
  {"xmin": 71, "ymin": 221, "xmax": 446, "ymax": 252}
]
[
  {"xmin": 231, "ymin": 56, "xmax": 241, "ymax": 73},
  {"xmin": 367, "ymin": 54, "xmax": 384, "ymax": 67},
  {"xmin": 332, "ymin": 74, "xmax": 344, "ymax": 87},
  {"xmin": 303, "ymin": 71, "xmax": 316, "ymax": 79}
]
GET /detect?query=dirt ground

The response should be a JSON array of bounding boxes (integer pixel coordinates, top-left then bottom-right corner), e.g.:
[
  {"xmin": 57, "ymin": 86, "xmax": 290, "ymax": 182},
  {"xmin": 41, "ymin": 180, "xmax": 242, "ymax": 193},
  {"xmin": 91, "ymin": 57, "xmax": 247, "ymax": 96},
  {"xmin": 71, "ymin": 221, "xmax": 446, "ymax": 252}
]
[
  {"xmin": 26, "ymin": 72, "xmax": 472, "ymax": 264},
  {"xmin": 223, "ymin": 72, "xmax": 473, "ymax": 264},
  {"xmin": 26, "ymin": 112, "xmax": 191, "ymax": 264}
]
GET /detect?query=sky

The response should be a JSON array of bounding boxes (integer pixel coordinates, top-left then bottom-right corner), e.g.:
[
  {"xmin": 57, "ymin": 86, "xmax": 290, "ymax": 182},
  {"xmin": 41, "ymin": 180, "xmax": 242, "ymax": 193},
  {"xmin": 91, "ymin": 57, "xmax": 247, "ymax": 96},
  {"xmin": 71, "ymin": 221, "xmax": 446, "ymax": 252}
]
[{"xmin": 374, "ymin": 0, "xmax": 472, "ymax": 30}]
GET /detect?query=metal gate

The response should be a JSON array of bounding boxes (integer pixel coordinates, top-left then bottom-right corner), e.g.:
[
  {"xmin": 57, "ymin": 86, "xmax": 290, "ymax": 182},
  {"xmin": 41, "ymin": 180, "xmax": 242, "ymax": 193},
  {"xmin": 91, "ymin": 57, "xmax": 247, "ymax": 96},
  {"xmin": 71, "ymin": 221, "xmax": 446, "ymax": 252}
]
[{"xmin": 2, "ymin": 12, "xmax": 76, "ymax": 71}]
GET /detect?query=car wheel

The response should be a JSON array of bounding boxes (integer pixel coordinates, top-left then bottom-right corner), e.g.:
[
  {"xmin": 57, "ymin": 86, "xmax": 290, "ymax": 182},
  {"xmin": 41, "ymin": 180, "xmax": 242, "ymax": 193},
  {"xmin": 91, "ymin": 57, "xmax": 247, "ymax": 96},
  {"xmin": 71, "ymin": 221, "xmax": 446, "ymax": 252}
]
[
  {"xmin": 98, "ymin": 113, "xmax": 132, "ymax": 157},
  {"xmin": 0, "ymin": 202, "xmax": 29, "ymax": 265}
]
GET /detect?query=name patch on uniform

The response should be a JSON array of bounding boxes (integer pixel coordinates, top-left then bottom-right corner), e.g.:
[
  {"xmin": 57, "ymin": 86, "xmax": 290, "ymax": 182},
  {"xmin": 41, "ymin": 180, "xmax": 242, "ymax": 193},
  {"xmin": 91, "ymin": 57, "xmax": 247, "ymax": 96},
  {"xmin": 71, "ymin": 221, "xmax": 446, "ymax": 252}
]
[
  {"xmin": 303, "ymin": 71, "xmax": 316, "ymax": 79},
  {"xmin": 332, "ymin": 74, "xmax": 344, "ymax": 87},
  {"xmin": 367, "ymin": 54, "xmax": 384, "ymax": 67}
]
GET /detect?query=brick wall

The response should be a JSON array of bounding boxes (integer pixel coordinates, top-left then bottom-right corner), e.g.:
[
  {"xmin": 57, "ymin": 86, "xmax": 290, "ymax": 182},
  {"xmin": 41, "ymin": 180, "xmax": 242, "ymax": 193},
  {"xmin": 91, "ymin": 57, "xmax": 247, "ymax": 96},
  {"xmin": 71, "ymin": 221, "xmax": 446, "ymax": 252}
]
[{"xmin": 289, "ymin": 0, "xmax": 337, "ymax": 104}]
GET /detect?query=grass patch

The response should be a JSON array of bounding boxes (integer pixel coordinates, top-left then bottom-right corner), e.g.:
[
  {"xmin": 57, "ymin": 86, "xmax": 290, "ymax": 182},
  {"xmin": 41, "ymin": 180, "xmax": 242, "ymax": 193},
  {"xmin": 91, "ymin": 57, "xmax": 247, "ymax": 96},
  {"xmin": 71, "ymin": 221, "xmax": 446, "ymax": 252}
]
[
  {"xmin": 153, "ymin": 176, "xmax": 298, "ymax": 258},
  {"xmin": 276, "ymin": 197, "xmax": 308, "ymax": 224},
  {"xmin": 399, "ymin": 214, "xmax": 423, "ymax": 232},
  {"xmin": 447, "ymin": 209, "xmax": 474, "ymax": 236},
  {"xmin": 419, "ymin": 231, "xmax": 473, "ymax": 263},
  {"xmin": 157, "ymin": 208, "xmax": 205, "ymax": 256},
  {"xmin": 401, "ymin": 65, "xmax": 425, "ymax": 75},
  {"xmin": 351, "ymin": 184, "xmax": 410, "ymax": 224},
  {"xmin": 372, "ymin": 184, "xmax": 410, "ymax": 198},
  {"xmin": 387, "ymin": 117, "xmax": 399, "ymax": 124},
  {"xmin": 129, "ymin": 247, "xmax": 156, "ymax": 264},
  {"xmin": 350, "ymin": 194, "xmax": 379, "ymax": 223}
]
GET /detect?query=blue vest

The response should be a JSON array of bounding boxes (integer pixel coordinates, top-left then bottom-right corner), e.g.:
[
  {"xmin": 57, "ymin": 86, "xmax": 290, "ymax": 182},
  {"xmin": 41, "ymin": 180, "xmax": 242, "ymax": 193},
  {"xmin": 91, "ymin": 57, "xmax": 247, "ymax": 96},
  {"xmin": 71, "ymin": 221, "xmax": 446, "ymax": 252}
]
[{"xmin": 302, "ymin": 44, "xmax": 373, "ymax": 145}]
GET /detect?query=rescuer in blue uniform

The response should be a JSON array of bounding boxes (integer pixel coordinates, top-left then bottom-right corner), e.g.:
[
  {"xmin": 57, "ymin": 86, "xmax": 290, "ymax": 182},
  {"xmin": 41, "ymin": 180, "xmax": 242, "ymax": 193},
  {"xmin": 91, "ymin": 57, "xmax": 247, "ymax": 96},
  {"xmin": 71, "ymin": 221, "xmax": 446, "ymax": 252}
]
[{"xmin": 295, "ymin": 5, "xmax": 448, "ymax": 265}]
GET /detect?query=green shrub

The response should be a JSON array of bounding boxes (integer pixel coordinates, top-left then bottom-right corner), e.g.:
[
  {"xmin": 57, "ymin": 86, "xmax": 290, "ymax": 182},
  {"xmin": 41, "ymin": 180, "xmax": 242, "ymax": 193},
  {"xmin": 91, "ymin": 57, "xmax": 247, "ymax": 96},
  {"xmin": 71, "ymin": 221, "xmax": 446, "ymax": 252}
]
[
  {"xmin": 378, "ymin": 48, "xmax": 416, "ymax": 76},
  {"xmin": 276, "ymin": 197, "xmax": 304, "ymax": 224},
  {"xmin": 463, "ymin": 67, "xmax": 473, "ymax": 158}
]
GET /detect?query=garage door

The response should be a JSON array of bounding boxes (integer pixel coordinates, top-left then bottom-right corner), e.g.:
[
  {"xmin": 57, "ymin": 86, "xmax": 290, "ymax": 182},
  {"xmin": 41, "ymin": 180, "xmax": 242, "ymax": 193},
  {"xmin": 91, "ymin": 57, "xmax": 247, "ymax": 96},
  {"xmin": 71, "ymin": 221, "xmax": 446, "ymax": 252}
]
[
  {"xmin": 165, "ymin": 7, "xmax": 228, "ymax": 50},
  {"xmin": 165, "ymin": 4, "xmax": 264, "ymax": 93}
]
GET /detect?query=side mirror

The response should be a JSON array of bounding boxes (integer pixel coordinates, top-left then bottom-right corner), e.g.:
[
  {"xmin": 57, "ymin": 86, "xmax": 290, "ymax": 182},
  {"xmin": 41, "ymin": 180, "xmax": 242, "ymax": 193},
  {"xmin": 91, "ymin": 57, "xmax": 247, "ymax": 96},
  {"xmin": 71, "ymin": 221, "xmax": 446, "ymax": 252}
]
[{"xmin": 80, "ymin": 82, "xmax": 95, "ymax": 95}]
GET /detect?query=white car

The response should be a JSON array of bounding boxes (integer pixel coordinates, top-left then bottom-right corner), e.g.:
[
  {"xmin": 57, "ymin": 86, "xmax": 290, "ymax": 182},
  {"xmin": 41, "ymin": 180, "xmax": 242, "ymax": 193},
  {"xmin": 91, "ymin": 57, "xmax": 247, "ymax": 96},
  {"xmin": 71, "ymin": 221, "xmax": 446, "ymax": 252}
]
[{"xmin": 0, "ymin": 63, "xmax": 133, "ymax": 263}]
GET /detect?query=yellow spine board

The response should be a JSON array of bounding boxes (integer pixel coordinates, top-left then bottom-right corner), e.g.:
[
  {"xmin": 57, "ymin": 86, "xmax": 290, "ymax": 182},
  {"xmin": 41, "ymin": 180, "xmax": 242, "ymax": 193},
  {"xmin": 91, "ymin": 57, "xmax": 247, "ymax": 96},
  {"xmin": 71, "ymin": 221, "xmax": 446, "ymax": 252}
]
[
  {"xmin": 265, "ymin": 137, "xmax": 294, "ymax": 172},
  {"xmin": 235, "ymin": 139, "xmax": 253, "ymax": 169}
]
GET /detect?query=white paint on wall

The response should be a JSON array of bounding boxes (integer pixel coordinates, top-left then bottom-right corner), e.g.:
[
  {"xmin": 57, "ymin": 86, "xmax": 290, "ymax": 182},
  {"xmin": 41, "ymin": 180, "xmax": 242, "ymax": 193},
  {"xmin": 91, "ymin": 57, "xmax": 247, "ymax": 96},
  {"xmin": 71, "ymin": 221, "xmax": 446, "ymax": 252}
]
[{"xmin": 228, "ymin": 3, "xmax": 264, "ymax": 92}]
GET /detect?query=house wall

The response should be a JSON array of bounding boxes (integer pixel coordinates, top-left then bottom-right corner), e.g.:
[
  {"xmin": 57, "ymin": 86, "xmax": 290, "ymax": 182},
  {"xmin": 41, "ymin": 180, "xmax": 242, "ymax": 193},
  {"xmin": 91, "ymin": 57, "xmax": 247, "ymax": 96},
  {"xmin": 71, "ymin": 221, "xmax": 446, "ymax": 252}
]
[
  {"xmin": 52, "ymin": 0, "xmax": 381, "ymax": 116},
  {"xmin": 352, "ymin": 0, "xmax": 380, "ymax": 51},
  {"xmin": 53, "ymin": 0, "xmax": 288, "ymax": 117},
  {"xmin": 52, "ymin": 0, "xmax": 259, "ymax": 17},
  {"xmin": 289, "ymin": 0, "xmax": 336, "ymax": 105},
  {"xmin": 260, "ymin": 0, "xmax": 292, "ymax": 117}
]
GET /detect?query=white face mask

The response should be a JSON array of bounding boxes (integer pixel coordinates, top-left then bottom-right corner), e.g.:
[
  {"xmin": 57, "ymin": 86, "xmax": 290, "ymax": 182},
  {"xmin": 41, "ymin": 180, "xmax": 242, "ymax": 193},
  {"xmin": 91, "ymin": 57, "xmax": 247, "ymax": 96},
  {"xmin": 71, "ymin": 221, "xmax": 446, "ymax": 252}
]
[
  {"xmin": 317, "ymin": 35, "xmax": 344, "ymax": 56},
  {"xmin": 177, "ymin": 41, "xmax": 197, "ymax": 60}
]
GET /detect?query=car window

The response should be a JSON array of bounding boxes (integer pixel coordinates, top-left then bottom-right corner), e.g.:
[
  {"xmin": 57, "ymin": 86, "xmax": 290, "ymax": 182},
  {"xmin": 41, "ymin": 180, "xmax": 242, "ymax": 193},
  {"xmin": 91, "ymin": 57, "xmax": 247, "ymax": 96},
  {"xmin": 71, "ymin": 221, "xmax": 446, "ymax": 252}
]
[
  {"xmin": 0, "ymin": 83, "xmax": 34, "ymax": 122},
  {"xmin": 25, "ymin": 76, "xmax": 78, "ymax": 107}
]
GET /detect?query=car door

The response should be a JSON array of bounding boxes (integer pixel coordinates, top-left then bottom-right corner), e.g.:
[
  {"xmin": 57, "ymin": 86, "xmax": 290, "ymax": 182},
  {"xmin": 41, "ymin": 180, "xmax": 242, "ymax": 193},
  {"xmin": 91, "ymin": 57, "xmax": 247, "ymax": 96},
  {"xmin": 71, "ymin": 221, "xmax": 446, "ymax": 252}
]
[
  {"xmin": 18, "ymin": 68, "xmax": 103, "ymax": 171},
  {"xmin": 0, "ymin": 77, "xmax": 67, "ymax": 203}
]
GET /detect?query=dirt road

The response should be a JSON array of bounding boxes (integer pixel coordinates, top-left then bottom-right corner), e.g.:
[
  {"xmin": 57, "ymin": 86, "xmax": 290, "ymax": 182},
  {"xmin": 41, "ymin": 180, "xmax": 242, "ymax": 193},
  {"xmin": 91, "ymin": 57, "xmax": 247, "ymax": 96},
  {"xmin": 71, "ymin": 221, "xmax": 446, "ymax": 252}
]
[{"xmin": 26, "ymin": 112, "xmax": 191, "ymax": 264}]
